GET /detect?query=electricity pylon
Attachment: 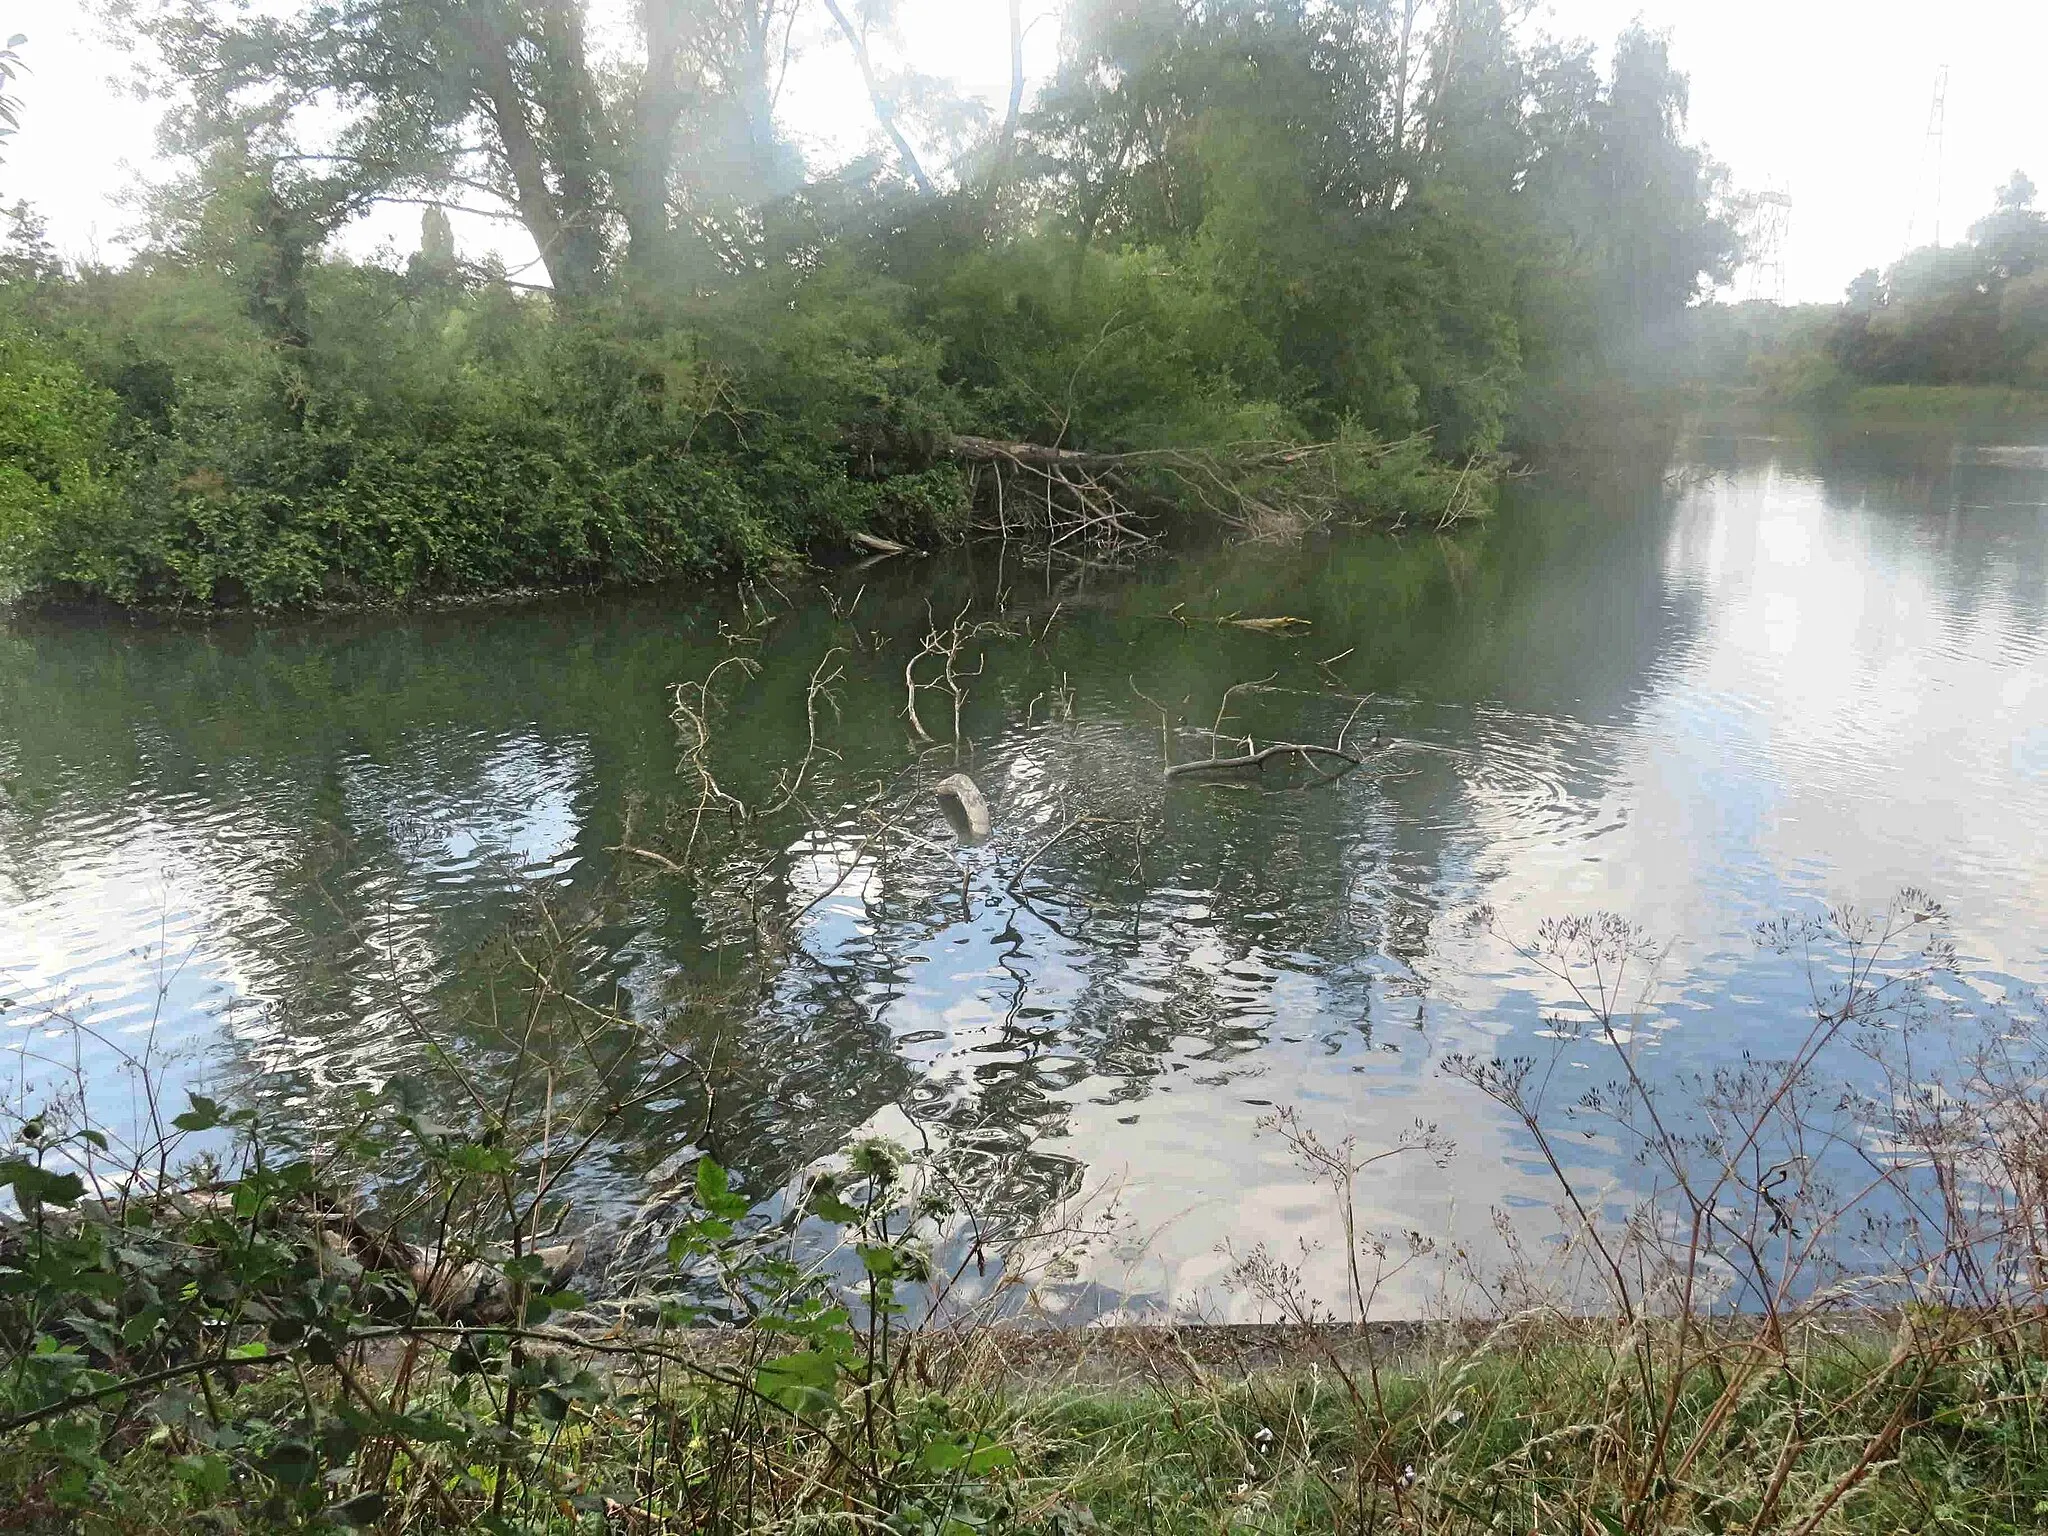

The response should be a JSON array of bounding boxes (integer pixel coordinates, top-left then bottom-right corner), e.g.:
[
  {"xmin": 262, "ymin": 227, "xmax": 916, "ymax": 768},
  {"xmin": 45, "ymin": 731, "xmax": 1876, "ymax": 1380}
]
[{"xmin": 1904, "ymin": 64, "xmax": 1949, "ymax": 254}]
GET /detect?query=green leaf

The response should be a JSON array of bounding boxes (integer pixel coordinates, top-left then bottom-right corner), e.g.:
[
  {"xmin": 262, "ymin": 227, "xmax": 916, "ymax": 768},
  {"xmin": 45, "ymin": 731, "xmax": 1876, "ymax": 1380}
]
[
  {"xmin": 695, "ymin": 1157, "xmax": 748, "ymax": 1218},
  {"xmin": 806, "ymin": 1173, "xmax": 863, "ymax": 1225},
  {"xmin": 0, "ymin": 1158, "xmax": 84, "ymax": 1208},
  {"xmin": 756, "ymin": 1348, "xmax": 839, "ymax": 1415},
  {"xmin": 172, "ymin": 1093, "xmax": 224, "ymax": 1133},
  {"xmin": 326, "ymin": 1491, "xmax": 389, "ymax": 1526},
  {"xmin": 758, "ymin": 1349, "xmax": 837, "ymax": 1390},
  {"xmin": 502, "ymin": 1253, "xmax": 545, "ymax": 1284},
  {"xmin": 695, "ymin": 1156, "xmax": 728, "ymax": 1204},
  {"xmin": 966, "ymin": 1443, "xmax": 1016, "ymax": 1474},
  {"xmin": 173, "ymin": 1452, "xmax": 232, "ymax": 1497},
  {"xmin": 260, "ymin": 1439, "xmax": 319, "ymax": 1485},
  {"xmin": 447, "ymin": 1141, "xmax": 515, "ymax": 1175}
]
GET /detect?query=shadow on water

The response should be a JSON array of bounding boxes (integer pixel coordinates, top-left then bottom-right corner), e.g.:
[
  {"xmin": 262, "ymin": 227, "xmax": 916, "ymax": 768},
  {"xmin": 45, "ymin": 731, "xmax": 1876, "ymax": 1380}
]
[{"xmin": 3, "ymin": 411, "xmax": 2046, "ymax": 1312}]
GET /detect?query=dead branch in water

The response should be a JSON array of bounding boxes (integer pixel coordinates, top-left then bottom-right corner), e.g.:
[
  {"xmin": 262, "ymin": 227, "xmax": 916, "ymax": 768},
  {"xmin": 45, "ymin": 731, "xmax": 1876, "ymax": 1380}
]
[
  {"xmin": 1164, "ymin": 742, "xmax": 1363, "ymax": 780},
  {"xmin": 1160, "ymin": 677, "xmax": 1385, "ymax": 787},
  {"xmin": 669, "ymin": 654, "xmax": 760, "ymax": 858},
  {"xmin": 950, "ymin": 436, "xmax": 1156, "ymax": 558},
  {"xmin": 1129, "ymin": 679, "xmax": 1187, "ymax": 772},
  {"xmin": 904, "ymin": 603, "xmax": 1014, "ymax": 749},
  {"xmin": 761, "ymin": 648, "xmax": 847, "ymax": 816},
  {"xmin": 1169, "ymin": 605, "xmax": 1313, "ymax": 633}
]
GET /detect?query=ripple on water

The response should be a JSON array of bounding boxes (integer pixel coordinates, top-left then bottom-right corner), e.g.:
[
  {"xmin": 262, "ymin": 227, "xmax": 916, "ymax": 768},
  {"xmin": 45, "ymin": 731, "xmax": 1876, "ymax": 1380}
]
[{"xmin": 3, "ymin": 430, "xmax": 2047, "ymax": 1315}]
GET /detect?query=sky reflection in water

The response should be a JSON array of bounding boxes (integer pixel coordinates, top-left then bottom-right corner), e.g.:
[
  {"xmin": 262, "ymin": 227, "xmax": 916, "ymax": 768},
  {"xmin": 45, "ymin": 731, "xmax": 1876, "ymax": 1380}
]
[{"xmin": 2, "ymin": 418, "xmax": 2045, "ymax": 1315}]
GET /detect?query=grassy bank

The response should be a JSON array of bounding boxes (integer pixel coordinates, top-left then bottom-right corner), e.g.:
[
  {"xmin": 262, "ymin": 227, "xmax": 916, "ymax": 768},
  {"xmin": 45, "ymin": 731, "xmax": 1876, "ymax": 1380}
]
[
  {"xmin": 13, "ymin": 1312, "xmax": 2047, "ymax": 1534},
  {"xmin": 1832, "ymin": 383, "xmax": 2048, "ymax": 425}
]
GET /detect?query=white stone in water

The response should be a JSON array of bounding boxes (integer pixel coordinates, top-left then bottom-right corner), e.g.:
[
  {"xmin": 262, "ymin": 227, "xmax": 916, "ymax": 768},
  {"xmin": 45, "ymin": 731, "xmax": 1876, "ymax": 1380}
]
[{"xmin": 933, "ymin": 772, "xmax": 992, "ymax": 844}]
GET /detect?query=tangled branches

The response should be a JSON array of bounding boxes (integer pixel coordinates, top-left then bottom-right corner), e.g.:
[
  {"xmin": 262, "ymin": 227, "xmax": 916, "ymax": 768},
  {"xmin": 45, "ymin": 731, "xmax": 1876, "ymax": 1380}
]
[
  {"xmin": 904, "ymin": 603, "xmax": 1015, "ymax": 748},
  {"xmin": 948, "ymin": 430, "xmax": 1492, "ymax": 554},
  {"xmin": 668, "ymin": 654, "xmax": 759, "ymax": 859}
]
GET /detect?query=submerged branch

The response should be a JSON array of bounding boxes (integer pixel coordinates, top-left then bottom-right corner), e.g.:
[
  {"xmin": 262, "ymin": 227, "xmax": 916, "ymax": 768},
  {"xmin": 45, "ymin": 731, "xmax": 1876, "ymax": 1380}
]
[{"xmin": 1164, "ymin": 742, "xmax": 1363, "ymax": 779}]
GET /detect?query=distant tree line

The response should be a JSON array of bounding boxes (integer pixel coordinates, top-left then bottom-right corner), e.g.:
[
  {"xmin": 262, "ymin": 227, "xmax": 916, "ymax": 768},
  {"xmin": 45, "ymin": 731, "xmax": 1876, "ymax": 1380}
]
[
  {"xmin": 1832, "ymin": 173, "xmax": 2048, "ymax": 387},
  {"xmin": 0, "ymin": 1, "xmax": 1741, "ymax": 608},
  {"xmin": 1686, "ymin": 173, "xmax": 2048, "ymax": 402}
]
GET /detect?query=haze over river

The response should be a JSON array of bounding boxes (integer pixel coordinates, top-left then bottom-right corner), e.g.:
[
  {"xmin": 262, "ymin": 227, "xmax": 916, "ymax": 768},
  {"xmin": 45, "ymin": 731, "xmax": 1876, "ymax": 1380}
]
[{"xmin": 5, "ymin": 416, "xmax": 2046, "ymax": 1315}]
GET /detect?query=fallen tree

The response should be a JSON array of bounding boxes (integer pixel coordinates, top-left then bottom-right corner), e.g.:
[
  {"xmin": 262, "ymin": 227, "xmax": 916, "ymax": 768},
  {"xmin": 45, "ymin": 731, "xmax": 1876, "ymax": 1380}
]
[{"xmin": 945, "ymin": 431, "xmax": 1492, "ymax": 556}]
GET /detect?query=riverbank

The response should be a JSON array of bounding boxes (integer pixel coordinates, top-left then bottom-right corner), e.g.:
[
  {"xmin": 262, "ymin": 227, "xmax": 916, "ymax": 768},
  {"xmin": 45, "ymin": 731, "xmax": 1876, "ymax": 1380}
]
[
  {"xmin": 0, "ymin": 229, "xmax": 1496, "ymax": 614},
  {"xmin": 1829, "ymin": 383, "xmax": 2048, "ymax": 428},
  {"xmin": 7, "ymin": 1189, "xmax": 2045, "ymax": 1536},
  {"xmin": 1680, "ymin": 379, "xmax": 2048, "ymax": 426}
]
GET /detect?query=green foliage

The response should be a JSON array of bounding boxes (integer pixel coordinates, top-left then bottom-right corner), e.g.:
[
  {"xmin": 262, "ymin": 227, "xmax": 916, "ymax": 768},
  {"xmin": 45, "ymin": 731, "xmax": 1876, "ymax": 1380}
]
[
  {"xmin": 0, "ymin": 326, "xmax": 120, "ymax": 597},
  {"xmin": 0, "ymin": 1089, "xmax": 1018, "ymax": 1530},
  {"xmin": 0, "ymin": 33, "xmax": 23, "ymax": 163},
  {"xmin": 0, "ymin": 0, "xmax": 1747, "ymax": 608},
  {"xmin": 1826, "ymin": 173, "xmax": 2048, "ymax": 389},
  {"xmin": 0, "ymin": 254, "xmax": 978, "ymax": 605}
]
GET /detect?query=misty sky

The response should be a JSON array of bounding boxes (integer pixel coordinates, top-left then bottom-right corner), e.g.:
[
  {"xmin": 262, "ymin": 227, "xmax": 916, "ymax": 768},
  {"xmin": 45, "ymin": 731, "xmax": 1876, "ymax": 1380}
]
[{"xmin": 5, "ymin": 0, "xmax": 2043, "ymax": 304}]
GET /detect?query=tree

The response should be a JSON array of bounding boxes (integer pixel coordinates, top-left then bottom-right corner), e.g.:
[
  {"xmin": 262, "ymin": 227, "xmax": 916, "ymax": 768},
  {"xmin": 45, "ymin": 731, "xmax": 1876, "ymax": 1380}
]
[
  {"xmin": 820, "ymin": 0, "xmax": 932, "ymax": 194},
  {"xmin": 0, "ymin": 32, "xmax": 23, "ymax": 166},
  {"xmin": 1522, "ymin": 24, "xmax": 1741, "ymax": 356},
  {"xmin": 1826, "ymin": 172, "xmax": 2048, "ymax": 386},
  {"xmin": 1971, "ymin": 170, "xmax": 2047, "ymax": 281},
  {"xmin": 121, "ymin": 0, "xmax": 607, "ymax": 295}
]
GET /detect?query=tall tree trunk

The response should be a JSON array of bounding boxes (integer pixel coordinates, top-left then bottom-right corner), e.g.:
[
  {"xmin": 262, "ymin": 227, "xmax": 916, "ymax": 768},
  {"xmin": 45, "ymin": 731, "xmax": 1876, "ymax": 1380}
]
[
  {"xmin": 981, "ymin": 0, "xmax": 1025, "ymax": 228},
  {"xmin": 459, "ymin": 15, "xmax": 584, "ymax": 295},
  {"xmin": 820, "ymin": 0, "xmax": 932, "ymax": 194},
  {"xmin": 739, "ymin": 12, "xmax": 784, "ymax": 196},
  {"xmin": 622, "ymin": 0, "xmax": 690, "ymax": 273},
  {"xmin": 1393, "ymin": 0, "xmax": 1417, "ymax": 149},
  {"xmin": 997, "ymin": 0, "xmax": 1024, "ymax": 172},
  {"xmin": 456, "ymin": 9, "xmax": 606, "ymax": 298},
  {"xmin": 532, "ymin": 0, "xmax": 612, "ymax": 291}
]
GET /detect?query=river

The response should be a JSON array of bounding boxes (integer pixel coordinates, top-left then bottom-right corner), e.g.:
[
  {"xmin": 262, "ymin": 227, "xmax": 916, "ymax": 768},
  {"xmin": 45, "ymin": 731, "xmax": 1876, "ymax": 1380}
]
[{"xmin": 4, "ymin": 414, "xmax": 2046, "ymax": 1316}]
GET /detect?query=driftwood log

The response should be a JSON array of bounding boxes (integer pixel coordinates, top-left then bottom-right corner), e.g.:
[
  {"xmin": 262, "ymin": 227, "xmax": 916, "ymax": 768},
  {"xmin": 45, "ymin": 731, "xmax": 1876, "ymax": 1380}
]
[
  {"xmin": 934, "ymin": 772, "xmax": 992, "ymax": 843},
  {"xmin": 849, "ymin": 530, "xmax": 914, "ymax": 557}
]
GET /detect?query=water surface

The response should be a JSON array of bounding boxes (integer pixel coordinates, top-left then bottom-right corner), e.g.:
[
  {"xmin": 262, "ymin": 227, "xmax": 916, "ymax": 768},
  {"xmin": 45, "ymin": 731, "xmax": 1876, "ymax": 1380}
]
[{"xmin": 4, "ymin": 416, "xmax": 2046, "ymax": 1314}]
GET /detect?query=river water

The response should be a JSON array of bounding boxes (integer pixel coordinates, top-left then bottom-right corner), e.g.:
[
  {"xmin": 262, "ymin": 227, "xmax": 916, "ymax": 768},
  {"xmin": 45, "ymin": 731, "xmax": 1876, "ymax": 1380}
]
[{"xmin": 3, "ymin": 416, "xmax": 2046, "ymax": 1315}]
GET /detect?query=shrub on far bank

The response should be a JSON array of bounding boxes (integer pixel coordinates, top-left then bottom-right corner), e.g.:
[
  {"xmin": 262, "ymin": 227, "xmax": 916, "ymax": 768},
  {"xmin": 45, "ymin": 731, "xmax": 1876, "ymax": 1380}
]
[
  {"xmin": 0, "ymin": 327, "xmax": 122, "ymax": 599},
  {"xmin": 0, "ymin": 253, "xmax": 996, "ymax": 608}
]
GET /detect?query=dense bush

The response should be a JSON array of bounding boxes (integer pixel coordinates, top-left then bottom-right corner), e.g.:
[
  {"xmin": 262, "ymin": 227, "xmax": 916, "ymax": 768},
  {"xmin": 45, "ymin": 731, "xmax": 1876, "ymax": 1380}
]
[
  {"xmin": 0, "ymin": 0, "xmax": 1744, "ymax": 609},
  {"xmin": 0, "ymin": 247, "xmax": 996, "ymax": 605},
  {"xmin": 0, "ymin": 327, "xmax": 121, "ymax": 595}
]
